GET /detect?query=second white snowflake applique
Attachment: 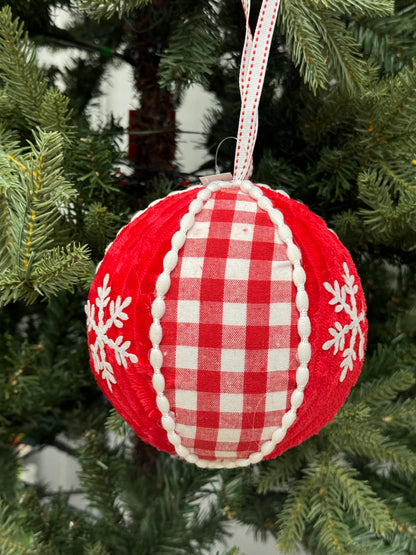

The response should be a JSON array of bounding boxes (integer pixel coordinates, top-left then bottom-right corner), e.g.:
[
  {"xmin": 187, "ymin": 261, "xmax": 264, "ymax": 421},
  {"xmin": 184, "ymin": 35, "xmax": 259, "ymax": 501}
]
[
  {"xmin": 322, "ymin": 263, "xmax": 366, "ymax": 382},
  {"xmin": 85, "ymin": 273, "xmax": 138, "ymax": 391}
]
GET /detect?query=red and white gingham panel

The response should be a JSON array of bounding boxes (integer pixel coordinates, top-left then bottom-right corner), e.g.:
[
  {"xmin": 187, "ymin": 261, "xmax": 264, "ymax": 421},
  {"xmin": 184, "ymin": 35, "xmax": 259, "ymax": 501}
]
[{"xmin": 161, "ymin": 188, "xmax": 298, "ymax": 460}]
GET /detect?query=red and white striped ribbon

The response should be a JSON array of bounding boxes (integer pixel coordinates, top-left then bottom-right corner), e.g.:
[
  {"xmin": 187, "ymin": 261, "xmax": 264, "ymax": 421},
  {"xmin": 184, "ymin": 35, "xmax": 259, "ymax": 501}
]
[{"xmin": 234, "ymin": 0, "xmax": 281, "ymax": 181}]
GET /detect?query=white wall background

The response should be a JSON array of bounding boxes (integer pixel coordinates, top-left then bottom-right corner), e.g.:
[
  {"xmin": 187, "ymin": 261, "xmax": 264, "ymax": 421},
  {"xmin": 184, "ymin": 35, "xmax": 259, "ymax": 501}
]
[{"xmin": 97, "ymin": 66, "xmax": 216, "ymax": 174}]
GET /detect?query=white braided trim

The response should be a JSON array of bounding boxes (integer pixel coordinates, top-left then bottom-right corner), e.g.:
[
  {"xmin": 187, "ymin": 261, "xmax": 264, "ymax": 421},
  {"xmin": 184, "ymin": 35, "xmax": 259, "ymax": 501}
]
[{"xmin": 149, "ymin": 180, "xmax": 311, "ymax": 468}]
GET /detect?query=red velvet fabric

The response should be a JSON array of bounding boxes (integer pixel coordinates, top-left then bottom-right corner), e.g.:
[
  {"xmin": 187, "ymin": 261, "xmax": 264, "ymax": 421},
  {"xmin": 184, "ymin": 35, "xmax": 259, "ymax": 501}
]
[{"xmin": 86, "ymin": 185, "xmax": 367, "ymax": 461}]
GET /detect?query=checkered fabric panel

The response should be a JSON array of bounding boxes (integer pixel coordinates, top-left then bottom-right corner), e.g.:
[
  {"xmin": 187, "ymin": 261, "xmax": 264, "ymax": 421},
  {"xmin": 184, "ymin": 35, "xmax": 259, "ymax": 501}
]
[{"xmin": 161, "ymin": 189, "xmax": 298, "ymax": 460}]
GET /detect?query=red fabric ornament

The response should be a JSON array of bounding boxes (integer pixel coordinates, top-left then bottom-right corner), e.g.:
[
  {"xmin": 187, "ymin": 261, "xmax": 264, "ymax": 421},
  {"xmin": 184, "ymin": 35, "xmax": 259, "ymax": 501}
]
[{"xmin": 86, "ymin": 181, "xmax": 367, "ymax": 468}]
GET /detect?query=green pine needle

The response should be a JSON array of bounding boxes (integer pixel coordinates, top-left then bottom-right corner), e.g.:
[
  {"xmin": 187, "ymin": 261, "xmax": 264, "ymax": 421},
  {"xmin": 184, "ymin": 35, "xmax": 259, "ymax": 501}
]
[
  {"xmin": 0, "ymin": 129, "xmax": 91, "ymax": 305},
  {"xmin": 104, "ymin": 408, "xmax": 131, "ymax": 438},
  {"xmin": 324, "ymin": 461, "xmax": 394, "ymax": 538},
  {"xmin": 75, "ymin": 0, "xmax": 152, "ymax": 20},
  {"xmin": 39, "ymin": 88, "xmax": 73, "ymax": 137},
  {"xmin": 0, "ymin": 501, "xmax": 34, "ymax": 554},
  {"xmin": 351, "ymin": 4, "xmax": 416, "ymax": 74},
  {"xmin": 307, "ymin": 0, "xmax": 394, "ymax": 18},
  {"xmin": 158, "ymin": 2, "xmax": 221, "ymax": 97},
  {"xmin": 280, "ymin": 0, "xmax": 369, "ymax": 93},
  {"xmin": 358, "ymin": 169, "xmax": 416, "ymax": 246},
  {"xmin": 0, "ymin": 6, "xmax": 46, "ymax": 127},
  {"xmin": 349, "ymin": 367, "xmax": 416, "ymax": 407},
  {"xmin": 83, "ymin": 542, "xmax": 111, "ymax": 555},
  {"xmin": 280, "ymin": 0, "xmax": 329, "ymax": 93},
  {"xmin": 256, "ymin": 442, "xmax": 318, "ymax": 494},
  {"xmin": 276, "ymin": 468, "xmax": 316, "ymax": 552}
]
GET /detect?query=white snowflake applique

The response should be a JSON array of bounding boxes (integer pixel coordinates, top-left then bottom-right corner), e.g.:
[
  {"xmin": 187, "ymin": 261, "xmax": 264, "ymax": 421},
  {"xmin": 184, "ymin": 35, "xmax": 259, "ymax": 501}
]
[
  {"xmin": 322, "ymin": 263, "xmax": 366, "ymax": 382},
  {"xmin": 85, "ymin": 273, "xmax": 138, "ymax": 391}
]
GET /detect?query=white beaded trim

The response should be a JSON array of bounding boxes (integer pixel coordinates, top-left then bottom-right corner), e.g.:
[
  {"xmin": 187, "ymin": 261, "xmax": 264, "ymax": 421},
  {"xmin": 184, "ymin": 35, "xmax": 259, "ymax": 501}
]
[{"xmin": 149, "ymin": 180, "xmax": 311, "ymax": 468}]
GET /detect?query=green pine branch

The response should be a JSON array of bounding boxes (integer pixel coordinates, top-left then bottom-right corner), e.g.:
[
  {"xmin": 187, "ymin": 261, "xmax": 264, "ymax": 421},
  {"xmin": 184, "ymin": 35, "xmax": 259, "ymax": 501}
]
[
  {"xmin": 67, "ymin": 132, "xmax": 122, "ymax": 200},
  {"xmin": 325, "ymin": 421, "xmax": 416, "ymax": 477},
  {"xmin": 323, "ymin": 365, "xmax": 416, "ymax": 477},
  {"xmin": 221, "ymin": 549, "xmax": 244, "ymax": 555},
  {"xmin": 256, "ymin": 442, "xmax": 318, "ymax": 493},
  {"xmin": 261, "ymin": 353, "xmax": 416, "ymax": 553},
  {"xmin": 310, "ymin": 511, "xmax": 360, "ymax": 555},
  {"xmin": 84, "ymin": 203, "xmax": 119, "ymax": 258},
  {"xmin": 358, "ymin": 169, "xmax": 416, "ymax": 247},
  {"xmin": 324, "ymin": 461, "xmax": 393, "ymax": 538},
  {"xmin": 0, "ymin": 342, "xmax": 42, "ymax": 420},
  {"xmin": 75, "ymin": 0, "xmax": 152, "ymax": 19},
  {"xmin": 0, "ymin": 6, "xmax": 73, "ymax": 138},
  {"xmin": 306, "ymin": 0, "xmax": 394, "ymax": 17},
  {"xmin": 357, "ymin": 64, "xmax": 416, "ymax": 156},
  {"xmin": 104, "ymin": 408, "xmax": 131, "ymax": 438},
  {"xmin": 0, "ymin": 501, "xmax": 35, "ymax": 555},
  {"xmin": 0, "ymin": 6, "xmax": 46, "ymax": 127},
  {"xmin": 0, "ymin": 88, "xmax": 17, "ymax": 124},
  {"xmin": 0, "ymin": 144, "xmax": 20, "ymax": 270},
  {"xmin": 306, "ymin": 457, "xmax": 392, "ymax": 554},
  {"xmin": 379, "ymin": 398, "xmax": 416, "ymax": 431},
  {"xmin": 0, "ymin": 8, "xmax": 96, "ymax": 305},
  {"xmin": 78, "ymin": 433, "xmax": 229, "ymax": 554},
  {"xmin": 350, "ymin": 2, "xmax": 416, "ymax": 74},
  {"xmin": 280, "ymin": 0, "xmax": 373, "ymax": 93},
  {"xmin": 349, "ymin": 364, "xmax": 416, "ymax": 407},
  {"xmin": 77, "ymin": 432, "xmax": 126, "ymax": 533},
  {"xmin": 0, "ymin": 445, "xmax": 20, "ymax": 503},
  {"xmin": 311, "ymin": 146, "xmax": 360, "ymax": 200},
  {"xmin": 158, "ymin": 1, "xmax": 221, "ymax": 97},
  {"xmin": 320, "ymin": 14, "xmax": 369, "ymax": 95},
  {"xmin": 279, "ymin": 0, "xmax": 329, "ymax": 93},
  {"xmin": 304, "ymin": 58, "xmax": 416, "ymax": 244},
  {"xmin": 30, "ymin": 243, "xmax": 91, "ymax": 296},
  {"xmin": 0, "ymin": 129, "xmax": 90, "ymax": 305},
  {"xmin": 84, "ymin": 543, "xmax": 111, "ymax": 555},
  {"xmin": 275, "ymin": 456, "xmax": 393, "ymax": 555},
  {"xmin": 38, "ymin": 88, "xmax": 72, "ymax": 137},
  {"xmin": 275, "ymin": 468, "xmax": 316, "ymax": 552}
]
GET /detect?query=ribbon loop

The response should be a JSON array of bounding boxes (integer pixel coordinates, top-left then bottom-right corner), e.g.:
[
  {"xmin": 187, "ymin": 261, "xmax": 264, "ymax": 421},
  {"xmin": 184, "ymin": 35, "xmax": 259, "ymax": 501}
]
[{"xmin": 233, "ymin": 0, "xmax": 281, "ymax": 181}]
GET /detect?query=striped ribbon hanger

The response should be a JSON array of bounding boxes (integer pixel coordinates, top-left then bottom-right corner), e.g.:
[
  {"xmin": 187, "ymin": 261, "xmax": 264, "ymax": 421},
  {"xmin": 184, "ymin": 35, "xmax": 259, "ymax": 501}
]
[{"xmin": 234, "ymin": 0, "xmax": 281, "ymax": 182}]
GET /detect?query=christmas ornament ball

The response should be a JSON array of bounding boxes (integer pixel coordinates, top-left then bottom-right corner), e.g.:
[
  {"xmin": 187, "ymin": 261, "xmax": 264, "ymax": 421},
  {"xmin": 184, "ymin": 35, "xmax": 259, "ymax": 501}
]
[{"xmin": 86, "ymin": 180, "xmax": 367, "ymax": 468}]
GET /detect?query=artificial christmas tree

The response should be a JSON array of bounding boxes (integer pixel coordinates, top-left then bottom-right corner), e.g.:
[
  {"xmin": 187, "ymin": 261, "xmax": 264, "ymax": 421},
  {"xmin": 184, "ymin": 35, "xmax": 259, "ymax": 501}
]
[{"xmin": 1, "ymin": 1, "xmax": 416, "ymax": 554}]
